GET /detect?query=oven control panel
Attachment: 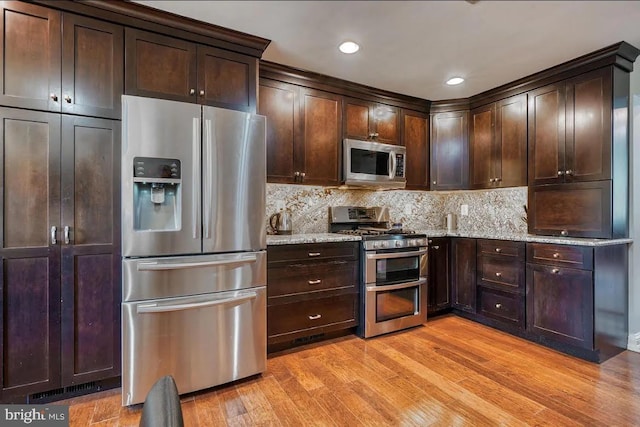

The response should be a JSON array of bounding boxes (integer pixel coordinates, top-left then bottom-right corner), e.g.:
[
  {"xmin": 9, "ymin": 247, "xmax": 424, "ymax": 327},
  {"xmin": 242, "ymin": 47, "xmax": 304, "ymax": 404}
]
[{"xmin": 363, "ymin": 238, "xmax": 428, "ymax": 251}]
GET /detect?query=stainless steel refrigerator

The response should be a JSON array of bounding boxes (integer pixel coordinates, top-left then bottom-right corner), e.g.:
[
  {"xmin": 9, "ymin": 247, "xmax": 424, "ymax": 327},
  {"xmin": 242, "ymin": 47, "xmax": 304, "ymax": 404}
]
[{"xmin": 120, "ymin": 95, "xmax": 267, "ymax": 406}]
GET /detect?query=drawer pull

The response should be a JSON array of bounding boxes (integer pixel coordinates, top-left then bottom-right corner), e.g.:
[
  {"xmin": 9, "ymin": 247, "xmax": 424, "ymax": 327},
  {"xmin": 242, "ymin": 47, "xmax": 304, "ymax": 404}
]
[
  {"xmin": 308, "ymin": 279, "xmax": 322, "ymax": 285},
  {"xmin": 495, "ymin": 248, "xmax": 502, "ymax": 253},
  {"xmin": 551, "ymin": 268, "xmax": 560, "ymax": 274},
  {"xmin": 308, "ymin": 252, "xmax": 321, "ymax": 257},
  {"xmin": 552, "ymin": 253, "xmax": 560, "ymax": 259},
  {"xmin": 495, "ymin": 272, "xmax": 502, "ymax": 277},
  {"xmin": 495, "ymin": 303, "xmax": 502, "ymax": 309},
  {"xmin": 308, "ymin": 314, "xmax": 322, "ymax": 320}
]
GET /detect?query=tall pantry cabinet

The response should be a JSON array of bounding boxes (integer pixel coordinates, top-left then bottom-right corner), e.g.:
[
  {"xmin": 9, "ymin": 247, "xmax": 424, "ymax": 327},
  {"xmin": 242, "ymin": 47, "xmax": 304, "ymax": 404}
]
[{"xmin": 0, "ymin": 2, "xmax": 121, "ymax": 401}]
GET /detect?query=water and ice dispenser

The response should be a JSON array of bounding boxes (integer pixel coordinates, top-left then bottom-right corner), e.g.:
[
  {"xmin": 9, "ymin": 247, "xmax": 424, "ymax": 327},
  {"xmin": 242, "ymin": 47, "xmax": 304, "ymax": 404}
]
[{"xmin": 133, "ymin": 157, "xmax": 182, "ymax": 231}]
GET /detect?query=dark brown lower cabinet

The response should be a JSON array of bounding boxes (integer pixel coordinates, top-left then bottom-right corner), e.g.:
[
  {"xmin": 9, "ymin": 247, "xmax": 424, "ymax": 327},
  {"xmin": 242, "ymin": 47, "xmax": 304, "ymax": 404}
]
[
  {"xmin": 428, "ymin": 238, "xmax": 451, "ymax": 313},
  {"xmin": 266, "ymin": 242, "xmax": 359, "ymax": 350},
  {"xmin": 450, "ymin": 238, "xmax": 476, "ymax": 313},
  {"xmin": 0, "ymin": 109, "xmax": 120, "ymax": 402}
]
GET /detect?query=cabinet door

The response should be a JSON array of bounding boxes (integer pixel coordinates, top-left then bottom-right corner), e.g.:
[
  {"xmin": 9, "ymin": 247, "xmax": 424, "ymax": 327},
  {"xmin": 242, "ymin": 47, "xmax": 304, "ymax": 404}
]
[
  {"xmin": 373, "ymin": 104, "xmax": 400, "ymax": 145},
  {"xmin": 428, "ymin": 238, "xmax": 451, "ymax": 313},
  {"xmin": 0, "ymin": 2, "xmax": 61, "ymax": 112},
  {"xmin": 469, "ymin": 104, "xmax": 495, "ymax": 189},
  {"xmin": 299, "ymin": 88, "xmax": 342, "ymax": 185},
  {"xmin": 197, "ymin": 45, "xmax": 257, "ymax": 112},
  {"xmin": 451, "ymin": 238, "xmax": 476, "ymax": 313},
  {"xmin": 259, "ymin": 79, "xmax": 299, "ymax": 183},
  {"xmin": 402, "ymin": 110, "xmax": 429, "ymax": 190},
  {"xmin": 565, "ymin": 67, "xmax": 612, "ymax": 182},
  {"xmin": 0, "ymin": 108, "xmax": 61, "ymax": 398},
  {"xmin": 528, "ymin": 83, "xmax": 565, "ymax": 185},
  {"xmin": 61, "ymin": 14, "xmax": 123, "ymax": 119},
  {"xmin": 344, "ymin": 98, "xmax": 372, "ymax": 141},
  {"xmin": 495, "ymin": 94, "xmax": 527, "ymax": 187},
  {"xmin": 430, "ymin": 111, "xmax": 469, "ymax": 190},
  {"xmin": 526, "ymin": 263, "xmax": 593, "ymax": 349},
  {"xmin": 60, "ymin": 116, "xmax": 121, "ymax": 385},
  {"xmin": 124, "ymin": 28, "xmax": 197, "ymax": 103}
]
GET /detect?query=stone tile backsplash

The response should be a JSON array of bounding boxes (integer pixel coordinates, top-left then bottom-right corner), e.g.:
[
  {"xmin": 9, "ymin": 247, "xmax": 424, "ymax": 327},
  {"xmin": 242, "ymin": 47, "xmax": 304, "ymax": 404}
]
[{"xmin": 266, "ymin": 184, "xmax": 528, "ymax": 235}]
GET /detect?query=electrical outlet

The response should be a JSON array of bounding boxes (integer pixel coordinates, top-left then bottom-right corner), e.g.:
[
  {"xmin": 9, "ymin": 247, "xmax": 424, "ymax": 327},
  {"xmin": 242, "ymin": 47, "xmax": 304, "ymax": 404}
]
[
  {"xmin": 275, "ymin": 200, "xmax": 285, "ymax": 211},
  {"xmin": 461, "ymin": 204, "xmax": 469, "ymax": 216},
  {"xmin": 404, "ymin": 204, "xmax": 412, "ymax": 215}
]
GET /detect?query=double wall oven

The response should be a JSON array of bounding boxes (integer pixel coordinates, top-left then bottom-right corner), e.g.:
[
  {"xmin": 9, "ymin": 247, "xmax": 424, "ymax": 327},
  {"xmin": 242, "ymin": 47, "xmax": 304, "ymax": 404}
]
[{"xmin": 330, "ymin": 207, "xmax": 428, "ymax": 338}]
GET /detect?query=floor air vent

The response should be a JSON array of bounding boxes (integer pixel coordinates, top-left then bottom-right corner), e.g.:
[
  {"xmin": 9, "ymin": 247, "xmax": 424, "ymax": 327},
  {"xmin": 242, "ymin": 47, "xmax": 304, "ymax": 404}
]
[{"xmin": 29, "ymin": 381, "xmax": 99, "ymax": 404}]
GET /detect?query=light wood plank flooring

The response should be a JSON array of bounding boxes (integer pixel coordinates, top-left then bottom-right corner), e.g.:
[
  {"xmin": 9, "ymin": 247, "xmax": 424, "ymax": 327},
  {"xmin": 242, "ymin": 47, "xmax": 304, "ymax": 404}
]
[{"xmin": 58, "ymin": 315, "xmax": 640, "ymax": 426}]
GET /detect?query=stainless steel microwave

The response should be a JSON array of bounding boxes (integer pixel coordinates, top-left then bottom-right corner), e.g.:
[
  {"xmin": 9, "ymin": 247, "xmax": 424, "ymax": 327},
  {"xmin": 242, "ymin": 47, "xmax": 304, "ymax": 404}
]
[{"xmin": 343, "ymin": 139, "xmax": 406, "ymax": 189}]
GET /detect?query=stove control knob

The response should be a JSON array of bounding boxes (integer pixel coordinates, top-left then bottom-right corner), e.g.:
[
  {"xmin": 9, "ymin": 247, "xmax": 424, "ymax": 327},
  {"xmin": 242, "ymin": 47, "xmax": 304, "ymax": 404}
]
[
  {"xmin": 409, "ymin": 239, "xmax": 418, "ymax": 247},
  {"xmin": 395, "ymin": 240, "xmax": 402, "ymax": 248}
]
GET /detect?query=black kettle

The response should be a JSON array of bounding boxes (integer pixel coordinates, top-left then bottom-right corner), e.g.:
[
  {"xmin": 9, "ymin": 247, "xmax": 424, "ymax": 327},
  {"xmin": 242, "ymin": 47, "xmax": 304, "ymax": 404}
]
[{"xmin": 269, "ymin": 211, "xmax": 292, "ymax": 235}]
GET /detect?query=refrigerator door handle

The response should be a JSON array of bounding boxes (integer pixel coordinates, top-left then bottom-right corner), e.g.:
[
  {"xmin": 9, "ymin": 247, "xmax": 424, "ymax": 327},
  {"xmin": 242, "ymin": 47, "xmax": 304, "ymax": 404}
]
[
  {"xmin": 136, "ymin": 254, "xmax": 258, "ymax": 271},
  {"xmin": 193, "ymin": 117, "xmax": 201, "ymax": 240},
  {"xmin": 136, "ymin": 291, "xmax": 257, "ymax": 314},
  {"xmin": 204, "ymin": 119, "xmax": 213, "ymax": 239}
]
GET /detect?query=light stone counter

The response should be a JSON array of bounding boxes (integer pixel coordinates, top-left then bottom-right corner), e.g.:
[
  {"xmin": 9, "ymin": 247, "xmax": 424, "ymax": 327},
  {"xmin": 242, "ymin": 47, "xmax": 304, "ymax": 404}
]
[
  {"xmin": 266, "ymin": 233, "xmax": 361, "ymax": 246},
  {"xmin": 416, "ymin": 229, "xmax": 632, "ymax": 247}
]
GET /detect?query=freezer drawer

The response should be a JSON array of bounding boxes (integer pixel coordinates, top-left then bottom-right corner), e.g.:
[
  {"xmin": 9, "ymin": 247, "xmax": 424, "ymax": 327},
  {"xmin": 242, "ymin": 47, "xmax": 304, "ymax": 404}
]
[
  {"xmin": 123, "ymin": 251, "xmax": 266, "ymax": 302},
  {"xmin": 122, "ymin": 286, "xmax": 266, "ymax": 406}
]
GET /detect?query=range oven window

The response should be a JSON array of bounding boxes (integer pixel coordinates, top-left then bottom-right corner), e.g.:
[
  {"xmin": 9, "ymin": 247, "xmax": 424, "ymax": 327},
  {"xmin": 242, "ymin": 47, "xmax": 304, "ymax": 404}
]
[
  {"xmin": 376, "ymin": 286, "xmax": 419, "ymax": 322},
  {"xmin": 375, "ymin": 256, "xmax": 420, "ymax": 284},
  {"xmin": 351, "ymin": 148, "xmax": 390, "ymax": 175}
]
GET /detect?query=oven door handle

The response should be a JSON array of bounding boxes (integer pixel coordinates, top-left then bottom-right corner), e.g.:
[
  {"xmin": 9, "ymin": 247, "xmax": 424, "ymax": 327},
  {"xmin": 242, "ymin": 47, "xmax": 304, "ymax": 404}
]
[
  {"xmin": 136, "ymin": 292, "xmax": 257, "ymax": 314},
  {"xmin": 366, "ymin": 278, "xmax": 427, "ymax": 292},
  {"xmin": 366, "ymin": 249, "xmax": 428, "ymax": 260}
]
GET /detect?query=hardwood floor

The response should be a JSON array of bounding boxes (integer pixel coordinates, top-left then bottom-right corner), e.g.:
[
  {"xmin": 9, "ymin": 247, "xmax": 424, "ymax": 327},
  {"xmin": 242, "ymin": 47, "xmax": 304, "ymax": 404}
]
[{"xmin": 58, "ymin": 315, "xmax": 640, "ymax": 426}]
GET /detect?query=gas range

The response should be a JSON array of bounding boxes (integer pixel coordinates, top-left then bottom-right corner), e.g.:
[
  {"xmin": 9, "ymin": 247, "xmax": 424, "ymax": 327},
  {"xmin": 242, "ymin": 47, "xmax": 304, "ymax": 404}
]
[{"xmin": 329, "ymin": 206, "xmax": 427, "ymax": 250}]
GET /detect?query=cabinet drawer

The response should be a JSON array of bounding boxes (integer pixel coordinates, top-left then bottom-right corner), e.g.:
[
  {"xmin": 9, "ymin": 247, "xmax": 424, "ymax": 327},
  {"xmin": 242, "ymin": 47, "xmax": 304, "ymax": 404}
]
[
  {"xmin": 268, "ymin": 294, "xmax": 357, "ymax": 341},
  {"xmin": 268, "ymin": 260, "xmax": 358, "ymax": 297},
  {"xmin": 478, "ymin": 287, "xmax": 525, "ymax": 328},
  {"xmin": 478, "ymin": 239, "xmax": 525, "ymax": 258},
  {"xmin": 527, "ymin": 243, "xmax": 593, "ymax": 270},
  {"xmin": 477, "ymin": 255, "xmax": 524, "ymax": 293},
  {"xmin": 267, "ymin": 242, "xmax": 359, "ymax": 264}
]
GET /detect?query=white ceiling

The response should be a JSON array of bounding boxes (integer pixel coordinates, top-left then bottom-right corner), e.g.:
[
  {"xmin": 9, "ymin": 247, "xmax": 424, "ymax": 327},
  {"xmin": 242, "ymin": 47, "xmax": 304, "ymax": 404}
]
[{"xmin": 135, "ymin": 1, "xmax": 640, "ymax": 101}]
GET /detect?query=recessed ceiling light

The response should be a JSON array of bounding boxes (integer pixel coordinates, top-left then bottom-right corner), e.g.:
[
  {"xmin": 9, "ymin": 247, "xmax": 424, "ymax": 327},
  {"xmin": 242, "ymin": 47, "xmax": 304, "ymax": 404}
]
[
  {"xmin": 339, "ymin": 41, "xmax": 360, "ymax": 54},
  {"xmin": 446, "ymin": 77, "xmax": 465, "ymax": 85}
]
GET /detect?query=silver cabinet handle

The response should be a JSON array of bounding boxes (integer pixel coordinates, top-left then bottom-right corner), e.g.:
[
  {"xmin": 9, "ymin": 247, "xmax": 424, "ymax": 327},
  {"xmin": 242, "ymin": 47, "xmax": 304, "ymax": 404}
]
[
  {"xmin": 495, "ymin": 272, "xmax": 502, "ymax": 277},
  {"xmin": 495, "ymin": 248, "xmax": 502, "ymax": 253},
  {"xmin": 50, "ymin": 226, "xmax": 57, "ymax": 245},
  {"xmin": 565, "ymin": 170, "xmax": 573, "ymax": 176},
  {"xmin": 557, "ymin": 170, "xmax": 564, "ymax": 176},
  {"xmin": 308, "ymin": 252, "xmax": 321, "ymax": 257},
  {"xmin": 560, "ymin": 230, "xmax": 568, "ymax": 236},
  {"xmin": 64, "ymin": 226, "xmax": 70, "ymax": 244},
  {"xmin": 300, "ymin": 172, "xmax": 306, "ymax": 180},
  {"xmin": 137, "ymin": 255, "xmax": 256, "ymax": 271},
  {"xmin": 495, "ymin": 303, "xmax": 502, "ymax": 309},
  {"xmin": 294, "ymin": 171, "xmax": 300, "ymax": 176},
  {"xmin": 308, "ymin": 279, "xmax": 322, "ymax": 285},
  {"xmin": 189, "ymin": 88, "xmax": 195, "ymax": 95},
  {"xmin": 64, "ymin": 94, "xmax": 72, "ymax": 103},
  {"xmin": 137, "ymin": 291, "xmax": 256, "ymax": 314},
  {"xmin": 432, "ymin": 180, "xmax": 437, "ymax": 185},
  {"xmin": 552, "ymin": 253, "xmax": 560, "ymax": 259},
  {"xmin": 308, "ymin": 314, "xmax": 322, "ymax": 320},
  {"xmin": 432, "ymin": 246, "xmax": 440, "ymax": 250},
  {"xmin": 551, "ymin": 268, "xmax": 560, "ymax": 274},
  {"xmin": 199, "ymin": 89, "xmax": 205, "ymax": 96},
  {"xmin": 489, "ymin": 178, "xmax": 495, "ymax": 183},
  {"xmin": 50, "ymin": 93, "xmax": 58, "ymax": 101},
  {"xmin": 428, "ymin": 239, "xmax": 433, "ymax": 244},
  {"xmin": 495, "ymin": 177, "xmax": 501, "ymax": 182}
]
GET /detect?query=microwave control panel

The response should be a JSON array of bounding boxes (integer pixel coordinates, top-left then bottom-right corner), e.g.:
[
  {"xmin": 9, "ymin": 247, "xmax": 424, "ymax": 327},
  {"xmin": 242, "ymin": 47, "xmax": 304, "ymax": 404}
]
[{"xmin": 396, "ymin": 154, "xmax": 405, "ymax": 177}]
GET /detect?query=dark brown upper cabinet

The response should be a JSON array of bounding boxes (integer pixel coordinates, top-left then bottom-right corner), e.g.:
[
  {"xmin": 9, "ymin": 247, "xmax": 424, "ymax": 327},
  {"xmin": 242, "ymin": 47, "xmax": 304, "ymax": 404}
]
[
  {"xmin": 344, "ymin": 98, "xmax": 400, "ymax": 145},
  {"xmin": 0, "ymin": 3, "xmax": 123, "ymax": 119},
  {"xmin": 125, "ymin": 28, "xmax": 257, "ymax": 112},
  {"xmin": 430, "ymin": 111, "xmax": 469, "ymax": 190},
  {"xmin": 470, "ymin": 95, "xmax": 527, "ymax": 189},
  {"xmin": 402, "ymin": 109, "xmax": 429, "ymax": 190},
  {"xmin": 528, "ymin": 67, "xmax": 613, "ymax": 186},
  {"xmin": 259, "ymin": 79, "xmax": 342, "ymax": 185}
]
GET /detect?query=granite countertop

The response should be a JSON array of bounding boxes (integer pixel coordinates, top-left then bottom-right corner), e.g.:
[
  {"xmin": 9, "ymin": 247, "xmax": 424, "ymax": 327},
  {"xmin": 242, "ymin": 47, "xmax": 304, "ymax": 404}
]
[{"xmin": 266, "ymin": 231, "xmax": 631, "ymax": 247}]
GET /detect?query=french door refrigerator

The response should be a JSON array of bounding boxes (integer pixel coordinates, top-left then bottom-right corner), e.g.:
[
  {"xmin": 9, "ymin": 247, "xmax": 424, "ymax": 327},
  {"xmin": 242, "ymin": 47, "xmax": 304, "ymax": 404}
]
[{"xmin": 120, "ymin": 95, "xmax": 266, "ymax": 405}]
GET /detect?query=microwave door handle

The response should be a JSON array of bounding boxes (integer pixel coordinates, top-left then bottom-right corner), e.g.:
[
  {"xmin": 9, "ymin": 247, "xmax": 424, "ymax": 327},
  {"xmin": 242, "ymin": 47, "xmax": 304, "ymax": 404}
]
[{"xmin": 389, "ymin": 151, "xmax": 397, "ymax": 178}]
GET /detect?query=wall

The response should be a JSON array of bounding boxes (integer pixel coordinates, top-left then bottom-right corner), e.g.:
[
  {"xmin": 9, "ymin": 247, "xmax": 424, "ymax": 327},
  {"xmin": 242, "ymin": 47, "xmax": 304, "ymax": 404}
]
[
  {"xmin": 628, "ymin": 66, "xmax": 640, "ymax": 352},
  {"xmin": 266, "ymin": 184, "xmax": 527, "ymax": 235}
]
